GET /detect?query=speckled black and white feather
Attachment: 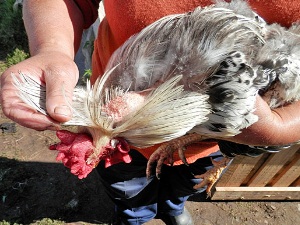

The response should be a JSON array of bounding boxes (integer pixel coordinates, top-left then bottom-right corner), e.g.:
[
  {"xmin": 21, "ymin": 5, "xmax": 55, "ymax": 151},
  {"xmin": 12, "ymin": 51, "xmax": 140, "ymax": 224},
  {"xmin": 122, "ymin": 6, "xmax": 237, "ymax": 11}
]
[{"xmin": 256, "ymin": 23, "xmax": 300, "ymax": 108}]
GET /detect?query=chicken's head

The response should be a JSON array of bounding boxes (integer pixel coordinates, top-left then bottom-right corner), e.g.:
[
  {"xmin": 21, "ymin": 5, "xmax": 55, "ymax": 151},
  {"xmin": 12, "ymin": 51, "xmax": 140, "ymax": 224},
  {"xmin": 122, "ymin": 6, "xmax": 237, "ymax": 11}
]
[{"xmin": 49, "ymin": 130, "xmax": 132, "ymax": 179}]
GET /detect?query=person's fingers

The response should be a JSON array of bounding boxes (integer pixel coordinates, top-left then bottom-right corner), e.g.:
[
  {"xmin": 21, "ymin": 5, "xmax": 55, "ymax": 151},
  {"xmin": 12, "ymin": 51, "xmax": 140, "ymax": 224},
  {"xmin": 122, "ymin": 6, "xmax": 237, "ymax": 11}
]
[
  {"xmin": 44, "ymin": 61, "xmax": 79, "ymax": 122},
  {"xmin": 1, "ymin": 54, "xmax": 79, "ymax": 130},
  {"xmin": 1, "ymin": 67, "xmax": 60, "ymax": 130},
  {"xmin": 3, "ymin": 102, "xmax": 60, "ymax": 131}
]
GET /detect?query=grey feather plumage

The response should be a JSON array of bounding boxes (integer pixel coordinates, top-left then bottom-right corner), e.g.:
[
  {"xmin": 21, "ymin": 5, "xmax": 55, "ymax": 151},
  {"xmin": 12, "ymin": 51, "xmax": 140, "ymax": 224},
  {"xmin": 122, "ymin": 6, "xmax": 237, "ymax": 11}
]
[{"xmin": 105, "ymin": 2, "xmax": 267, "ymax": 137}]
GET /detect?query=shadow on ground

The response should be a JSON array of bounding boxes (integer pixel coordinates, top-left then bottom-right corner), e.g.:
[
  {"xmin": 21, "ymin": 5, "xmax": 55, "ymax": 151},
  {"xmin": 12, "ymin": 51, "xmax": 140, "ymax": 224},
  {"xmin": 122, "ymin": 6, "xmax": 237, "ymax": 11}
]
[{"xmin": 0, "ymin": 157, "xmax": 114, "ymax": 224}]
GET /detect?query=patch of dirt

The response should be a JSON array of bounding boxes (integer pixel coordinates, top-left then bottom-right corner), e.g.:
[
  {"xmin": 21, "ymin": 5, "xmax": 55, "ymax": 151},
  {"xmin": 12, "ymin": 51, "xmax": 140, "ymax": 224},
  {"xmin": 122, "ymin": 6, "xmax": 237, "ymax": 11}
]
[
  {"xmin": 0, "ymin": 108, "xmax": 300, "ymax": 225},
  {"xmin": 0, "ymin": 109, "xmax": 113, "ymax": 224}
]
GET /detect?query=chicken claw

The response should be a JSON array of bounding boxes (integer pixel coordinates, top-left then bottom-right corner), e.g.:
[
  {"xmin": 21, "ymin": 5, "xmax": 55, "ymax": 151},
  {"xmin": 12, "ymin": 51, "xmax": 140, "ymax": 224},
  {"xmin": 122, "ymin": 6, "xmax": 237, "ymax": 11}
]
[
  {"xmin": 194, "ymin": 157, "xmax": 231, "ymax": 197},
  {"xmin": 146, "ymin": 133, "xmax": 205, "ymax": 179}
]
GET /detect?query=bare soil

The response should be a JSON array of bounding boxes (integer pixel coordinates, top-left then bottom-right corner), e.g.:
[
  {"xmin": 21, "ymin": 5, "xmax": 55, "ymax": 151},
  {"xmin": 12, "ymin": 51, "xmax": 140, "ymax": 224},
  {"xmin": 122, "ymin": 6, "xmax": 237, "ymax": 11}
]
[{"xmin": 1, "ymin": 108, "xmax": 300, "ymax": 225}]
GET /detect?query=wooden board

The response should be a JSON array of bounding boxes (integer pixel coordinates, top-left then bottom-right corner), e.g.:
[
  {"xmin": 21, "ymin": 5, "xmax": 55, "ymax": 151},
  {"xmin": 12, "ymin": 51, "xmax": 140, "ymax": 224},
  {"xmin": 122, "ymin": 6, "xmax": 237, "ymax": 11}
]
[
  {"xmin": 215, "ymin": 154, "xmax": 265, "ymax": 187},
  {"xmin": 211, "ymin": 145, "xmax": 300, "ymax": 200},
  {"xmin": 211, "ymin": 187, "xmax": 300, "ymax": 200},
  {"xmin": 271, "ymin": 151, "xmax": 300, "ymax": 187},
  {"xmin": 247, "ymin": 146, "xmax": 299, "ymax": 187}
]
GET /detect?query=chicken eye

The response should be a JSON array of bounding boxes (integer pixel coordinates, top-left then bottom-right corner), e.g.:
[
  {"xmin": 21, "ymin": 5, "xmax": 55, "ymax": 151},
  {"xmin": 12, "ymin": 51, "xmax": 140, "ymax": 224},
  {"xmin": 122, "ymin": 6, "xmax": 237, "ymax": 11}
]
[{"xmin": 110, "ymin": 139, "xmax": 120, "ymax": 148}]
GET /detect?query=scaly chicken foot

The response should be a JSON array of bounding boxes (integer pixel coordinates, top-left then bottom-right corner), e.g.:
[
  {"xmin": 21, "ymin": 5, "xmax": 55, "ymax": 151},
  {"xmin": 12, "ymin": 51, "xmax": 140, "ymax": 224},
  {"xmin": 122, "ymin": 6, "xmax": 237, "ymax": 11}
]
[
  {"xmin": 193, "ymin": 157, "xmax": 231, "ymax": 197},
  {"xmin": 146, "ymin": 133, "xmax": 207, "ymax": 179}
]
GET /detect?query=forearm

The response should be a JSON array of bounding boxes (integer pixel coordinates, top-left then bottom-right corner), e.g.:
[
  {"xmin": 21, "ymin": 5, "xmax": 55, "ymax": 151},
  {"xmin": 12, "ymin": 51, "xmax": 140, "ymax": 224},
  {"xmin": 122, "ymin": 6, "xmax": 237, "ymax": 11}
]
[
  {"xmin": 23, "ymin": 0, "xmax": 84, "ymax": 59},
  {"xmin": 267, "ymin": 100, "xmax": 300, "ymax": 145},
  {"xmin": 231, "ymin": 97, "xmax": 300, "ymax": 146}
]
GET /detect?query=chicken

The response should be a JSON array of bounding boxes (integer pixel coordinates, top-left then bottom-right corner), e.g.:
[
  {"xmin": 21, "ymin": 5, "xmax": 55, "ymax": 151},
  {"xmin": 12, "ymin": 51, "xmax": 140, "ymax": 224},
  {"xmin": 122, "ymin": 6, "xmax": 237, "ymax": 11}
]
[
  {"xmin": 13, "ymin": 72, "xmax": 210, "ymax": 178},
  {"xmin": 13, "ymin": 0, "xmax": 300, "ymax": 191}
]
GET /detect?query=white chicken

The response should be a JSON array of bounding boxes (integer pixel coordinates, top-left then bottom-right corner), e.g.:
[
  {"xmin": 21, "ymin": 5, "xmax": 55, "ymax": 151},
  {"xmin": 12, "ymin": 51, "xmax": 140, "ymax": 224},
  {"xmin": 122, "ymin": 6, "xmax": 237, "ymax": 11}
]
[{"xmin": 13, "ymin": 0, "xmax": 300, "ymax": 191}]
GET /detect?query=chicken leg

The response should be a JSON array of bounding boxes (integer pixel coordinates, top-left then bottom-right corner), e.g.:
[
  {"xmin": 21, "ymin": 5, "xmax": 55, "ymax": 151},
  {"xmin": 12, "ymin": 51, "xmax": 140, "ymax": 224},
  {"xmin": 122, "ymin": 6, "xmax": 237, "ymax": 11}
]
[
  {"xmin": 146, "ymin": 133, "xmax": 232, "ymax": 196},
  {"xmin": 194, "ymin": 157, "xmax": 231, "ymax": 197},
  {"xmin": 146, "ymin": 133, "xmax": 208, "ymax": 178}
]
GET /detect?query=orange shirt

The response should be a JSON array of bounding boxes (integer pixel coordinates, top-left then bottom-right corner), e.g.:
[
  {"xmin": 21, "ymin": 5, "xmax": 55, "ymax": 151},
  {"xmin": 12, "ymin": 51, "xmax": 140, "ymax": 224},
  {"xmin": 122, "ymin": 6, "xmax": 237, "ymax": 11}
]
[
  {"xmin": 91, "ymin": 0, "xmax": 300, "ymax": 82},
  {"xmin": 90, "ymin": 0, "xmax": 300, "ymax": 163}
]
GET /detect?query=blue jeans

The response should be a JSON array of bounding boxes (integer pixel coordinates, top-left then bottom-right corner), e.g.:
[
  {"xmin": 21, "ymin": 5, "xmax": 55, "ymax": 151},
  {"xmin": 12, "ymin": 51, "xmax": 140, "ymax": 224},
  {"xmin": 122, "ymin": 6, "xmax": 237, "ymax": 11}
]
[{"xmin": 96, "ymin": 149, "xmax": 222, "ymax": 224}]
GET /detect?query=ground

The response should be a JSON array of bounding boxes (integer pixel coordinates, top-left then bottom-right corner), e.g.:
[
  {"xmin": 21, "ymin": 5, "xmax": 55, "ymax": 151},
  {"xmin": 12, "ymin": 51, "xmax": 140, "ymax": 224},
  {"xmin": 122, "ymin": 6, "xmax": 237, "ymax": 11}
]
[{"xmin": 1, "ymin": 108, "xmax": 300, "ymax": 225}]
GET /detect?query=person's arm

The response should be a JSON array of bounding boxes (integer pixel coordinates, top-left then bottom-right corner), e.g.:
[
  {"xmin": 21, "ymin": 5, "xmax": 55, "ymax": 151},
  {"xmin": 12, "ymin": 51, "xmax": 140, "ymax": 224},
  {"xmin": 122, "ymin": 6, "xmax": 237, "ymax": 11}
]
[
  {"xmin": 1, "ymin": 0, "xmax": 84, "ymax": 130},
  {"xmin": 230, "ymin": 96, "xmax": 300, "ymax": 146},
  {"xmin": 24, "ymin": 0, "xmax": 84, "ymax": 59}
]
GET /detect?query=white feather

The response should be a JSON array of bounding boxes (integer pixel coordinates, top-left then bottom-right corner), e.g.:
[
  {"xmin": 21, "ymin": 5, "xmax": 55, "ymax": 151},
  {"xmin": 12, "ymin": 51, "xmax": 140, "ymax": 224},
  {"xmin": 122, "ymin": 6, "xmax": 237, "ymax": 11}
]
[{"xmin": 12, "ymin": 72, "xmax": 47, "ymax": 115}]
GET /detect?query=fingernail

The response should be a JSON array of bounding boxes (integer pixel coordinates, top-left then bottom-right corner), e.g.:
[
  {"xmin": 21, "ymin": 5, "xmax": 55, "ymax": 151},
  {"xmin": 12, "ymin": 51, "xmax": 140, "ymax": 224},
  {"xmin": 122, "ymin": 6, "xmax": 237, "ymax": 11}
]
[{"xmin": 54, "ymin": 105, "xmax": 72, "ymax": 117}]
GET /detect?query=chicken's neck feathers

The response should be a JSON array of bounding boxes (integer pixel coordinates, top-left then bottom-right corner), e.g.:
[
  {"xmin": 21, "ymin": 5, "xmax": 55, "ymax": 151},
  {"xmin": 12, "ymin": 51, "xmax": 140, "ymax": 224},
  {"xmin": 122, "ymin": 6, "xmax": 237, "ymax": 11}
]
[
  {"xmin": 85, "ymin": 65, "xmax": 126, "ymax": 130},
  {"xmin": 112, "ymin": 75, "xmax": 211, "ymax": 147}
]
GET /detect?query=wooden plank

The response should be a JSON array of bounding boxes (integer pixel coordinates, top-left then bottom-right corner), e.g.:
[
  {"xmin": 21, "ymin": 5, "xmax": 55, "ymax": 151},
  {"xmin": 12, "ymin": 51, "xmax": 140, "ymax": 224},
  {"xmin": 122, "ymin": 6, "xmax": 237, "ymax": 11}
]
[
  {"xmin": 211, "ymin": 187, "xmax": 300, "ymax": 200},
  {"xmin": 291, "ymin": 176, "xmax": 300, "ymax": 186},
  {"xmin": 215, "ymin": 154, "xmax": 264, "ymax": 187},
  {"xmin": 292, "ymin": 177, "xmax": 300, "ymax": 187},
  {"xmin": 271, "ymin": 150, "xmax": 300, "ymax": 187},
  {"xmin": 247, "ymin": 146, "xmax": 299, "ymax": 187},
  {"xmin": 238, "ymin": 154, "xmax": 270, "ymax": 186}
]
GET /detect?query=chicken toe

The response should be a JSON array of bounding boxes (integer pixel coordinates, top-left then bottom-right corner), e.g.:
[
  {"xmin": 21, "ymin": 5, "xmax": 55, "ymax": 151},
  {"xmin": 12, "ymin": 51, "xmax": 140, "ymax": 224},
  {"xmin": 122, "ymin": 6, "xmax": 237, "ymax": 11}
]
[
  {"xmin": 194, "ymin": 157, "xmax": 231, "ymax": 197},
  {"xmin": 146, "ymin": 133, "xmax": 206, "ymax": 179}
]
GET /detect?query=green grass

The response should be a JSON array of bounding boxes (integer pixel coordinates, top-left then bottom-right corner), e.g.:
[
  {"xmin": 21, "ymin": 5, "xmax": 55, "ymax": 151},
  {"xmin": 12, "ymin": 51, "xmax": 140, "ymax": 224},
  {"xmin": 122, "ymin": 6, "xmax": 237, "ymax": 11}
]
[
  {"xmin": 5, "ymin": 48, "xmax": 29, "ymax": 67},
  {"xmin": 0, "ymin": 219, "xmax": 110, "ymax": 225},
  {"xmin": 0, "ymin": 0, "xmax": 28, "ymax": 53},
  {"xmin": 0, "ymin": 61, "xmax": 6, "ymax": 74},
  {"xmin": 0, "ymin": 48, "xmax": 29, "ymax": 74},
  {"xmin": 0, "ymin": 0, "xmax": 29, "ymax": 75},
  {"xmin": 32, "ymin": 218, "xmax": 65, "ymax": 225},
  {"xmin": 0, "ymin": 219, "xmax": 65, "ymax": 225}
]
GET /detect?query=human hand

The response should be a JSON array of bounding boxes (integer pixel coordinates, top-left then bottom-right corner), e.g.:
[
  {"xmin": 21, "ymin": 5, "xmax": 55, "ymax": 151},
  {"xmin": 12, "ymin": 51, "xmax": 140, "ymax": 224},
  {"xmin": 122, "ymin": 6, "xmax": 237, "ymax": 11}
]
[
  {"xmin": 0, "ymin": 51, "xmax": 79, "ymax": 130},
  {"xmin": 229, "ymin": 95, "xmax": 300, "ymax": 146}
]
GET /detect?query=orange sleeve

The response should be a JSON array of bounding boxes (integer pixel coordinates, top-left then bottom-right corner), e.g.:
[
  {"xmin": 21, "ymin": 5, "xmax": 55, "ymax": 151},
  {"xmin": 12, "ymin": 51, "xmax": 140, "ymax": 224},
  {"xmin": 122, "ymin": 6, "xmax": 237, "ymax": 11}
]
[{"xmin": 91, "ymin": 18, "xmax": 117, "ymax": 84}]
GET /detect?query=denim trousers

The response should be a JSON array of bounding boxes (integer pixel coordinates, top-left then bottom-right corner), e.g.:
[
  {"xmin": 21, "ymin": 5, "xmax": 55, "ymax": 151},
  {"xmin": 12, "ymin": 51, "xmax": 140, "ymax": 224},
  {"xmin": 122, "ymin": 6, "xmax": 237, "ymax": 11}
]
[{"xmin": 96, "ymin": 149, "xmax": 222, "ymax": 224}]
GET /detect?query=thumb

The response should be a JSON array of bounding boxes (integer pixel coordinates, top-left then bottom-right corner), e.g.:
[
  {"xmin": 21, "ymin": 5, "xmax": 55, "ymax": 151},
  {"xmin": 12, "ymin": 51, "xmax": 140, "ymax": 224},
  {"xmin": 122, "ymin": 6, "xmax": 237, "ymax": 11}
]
[{"xmin": 45, "ymin": 68, "xmax": 79, "ymax": 123}]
